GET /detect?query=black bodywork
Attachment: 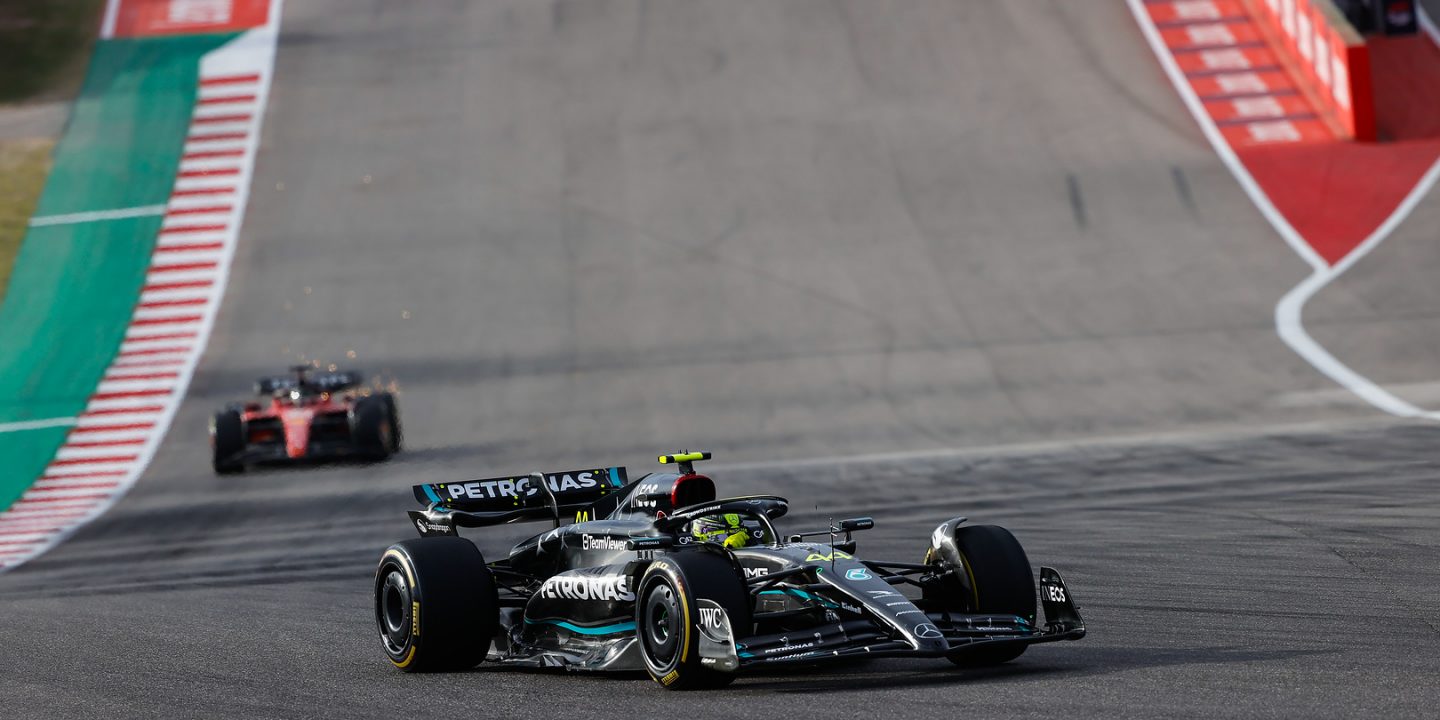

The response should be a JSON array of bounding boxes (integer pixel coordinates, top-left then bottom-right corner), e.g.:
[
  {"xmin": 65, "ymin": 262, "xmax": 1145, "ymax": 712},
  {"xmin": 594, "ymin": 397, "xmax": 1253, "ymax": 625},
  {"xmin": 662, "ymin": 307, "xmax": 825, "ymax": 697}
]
[{"xmin": 396, "ymin": 458, "xmax": 1085, "ymax": 673}]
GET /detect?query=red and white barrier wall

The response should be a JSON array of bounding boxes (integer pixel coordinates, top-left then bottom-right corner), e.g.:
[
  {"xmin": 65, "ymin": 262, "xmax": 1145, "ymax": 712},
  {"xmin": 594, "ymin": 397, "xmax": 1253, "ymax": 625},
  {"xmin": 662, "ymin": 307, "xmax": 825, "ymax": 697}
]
[{"xmin": 1250, "ymin": 0, "xmax": 1376, "ymax": 140}]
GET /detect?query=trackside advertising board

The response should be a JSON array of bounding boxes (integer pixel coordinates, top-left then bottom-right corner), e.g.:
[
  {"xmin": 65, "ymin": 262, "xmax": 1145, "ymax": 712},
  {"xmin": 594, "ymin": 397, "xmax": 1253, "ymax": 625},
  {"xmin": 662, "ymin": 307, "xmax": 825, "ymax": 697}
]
[
  {"xmin": 104, "ymin": 0, "xmax": 270, "ymax": 38},
  {"xmin": 1252, "ymin": 0, "xmax": 1375, "ymax": 140}
]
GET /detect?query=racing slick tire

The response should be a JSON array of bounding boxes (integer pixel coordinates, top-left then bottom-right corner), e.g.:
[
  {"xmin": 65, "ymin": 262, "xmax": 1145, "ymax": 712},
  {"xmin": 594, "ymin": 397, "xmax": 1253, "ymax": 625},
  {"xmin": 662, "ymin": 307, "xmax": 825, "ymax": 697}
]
[
  {"xmin": 210, "ymin": 409, "xmax": 245, "ymax": 475},
  {"xmin": 352, "ymin": 395, "xmax": 394, "ymax": 461},
  {"xmin": 636, "ymin": 552, "xmax": 751, "ymax": 690},
  {"xmin": 374, "ymin": 537, "xmax": 499, "ymax": 672},
  {"xmin": 378, "ymin": 391, "xmax": 402, "ymax": 454},
  {"xmin": 928, "ymin": 524, "xmax": 1036, "ymax": 667}
]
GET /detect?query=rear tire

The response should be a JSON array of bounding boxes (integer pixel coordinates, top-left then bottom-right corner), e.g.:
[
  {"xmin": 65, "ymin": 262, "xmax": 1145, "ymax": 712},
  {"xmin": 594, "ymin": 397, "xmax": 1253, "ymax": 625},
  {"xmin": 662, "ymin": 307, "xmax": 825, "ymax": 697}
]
[
  {"xmin": 211, "ymin": 409, "xmax": 244, "ymax": 475},
  {"xmin": 352, "ymin": 396, "xmax": 393, "ymax": 460},
  {"xmin": 929, "ymin": 524, "xmax": 1035, "ymax": 667},
  {"xmin": 636, "ymin": 552, "xmax": 751, "ymax": 690},
  {"xmin": 374, "ymin": 537, "xmax": 498, "ymax": 672}
]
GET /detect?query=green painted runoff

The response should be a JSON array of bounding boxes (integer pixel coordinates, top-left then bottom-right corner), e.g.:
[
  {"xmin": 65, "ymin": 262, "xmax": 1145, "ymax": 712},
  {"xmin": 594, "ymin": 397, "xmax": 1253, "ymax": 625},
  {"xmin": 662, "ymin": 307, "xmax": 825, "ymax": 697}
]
[{"xmin": 0, "ymin": 34, "xmax": 233, "ymax": 512}]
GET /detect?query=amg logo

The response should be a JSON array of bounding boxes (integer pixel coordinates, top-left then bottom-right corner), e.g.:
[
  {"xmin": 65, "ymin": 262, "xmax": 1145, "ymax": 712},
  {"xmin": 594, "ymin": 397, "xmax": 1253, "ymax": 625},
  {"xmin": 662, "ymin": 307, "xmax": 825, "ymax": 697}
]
[
  {"xmin": 539, "ymin": 574, "xmax": 634, "ymax": 602},
  {"xmin": 445, "ymin": 472, "xmax": 599, "ymax": 501},
  {"xmin": 632, "ymin": 483, "xmax": 665, "ymax": 508},
  {"xmin": 743, "ymin": 567, "xmax": 769, "ymax": 579},
  {"xmin": 581, "ymin": 535, "xmax": 627, "ymax": 552}
]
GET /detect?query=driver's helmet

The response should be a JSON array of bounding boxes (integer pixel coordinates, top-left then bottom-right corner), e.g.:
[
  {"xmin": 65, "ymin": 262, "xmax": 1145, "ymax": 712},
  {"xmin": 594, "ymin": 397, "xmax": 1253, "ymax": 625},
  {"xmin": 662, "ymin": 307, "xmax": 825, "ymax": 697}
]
[{"xmin": 691, "ymin": 512, "xmax": 751, "ymax": 549}]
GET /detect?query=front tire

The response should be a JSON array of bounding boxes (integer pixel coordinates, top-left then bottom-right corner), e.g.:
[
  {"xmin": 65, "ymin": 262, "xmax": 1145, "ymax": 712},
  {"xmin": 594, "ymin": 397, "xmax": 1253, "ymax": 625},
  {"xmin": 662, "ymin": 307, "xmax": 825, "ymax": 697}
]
[
  {"xmin": 927, "ymin": 524, "xmax": 1036, "ymax": 667},
  {"xmin": 636, "ymin": 552, "xmax": 751, "ymax": 690},
  {"xmin": 374, "ymin": 537, "xmax": 498, "ymax": 672},
  {"xmin": 211, "ymin": 409, "xmax": 244, "ymax": 475}
]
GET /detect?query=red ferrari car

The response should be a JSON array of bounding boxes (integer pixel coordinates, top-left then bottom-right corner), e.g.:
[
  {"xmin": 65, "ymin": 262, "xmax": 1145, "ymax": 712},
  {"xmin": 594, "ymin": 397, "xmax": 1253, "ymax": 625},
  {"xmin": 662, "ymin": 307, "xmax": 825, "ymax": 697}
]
[{"xmin": 210, "ymin": 366, "xmax": 401, "ymax": 474}]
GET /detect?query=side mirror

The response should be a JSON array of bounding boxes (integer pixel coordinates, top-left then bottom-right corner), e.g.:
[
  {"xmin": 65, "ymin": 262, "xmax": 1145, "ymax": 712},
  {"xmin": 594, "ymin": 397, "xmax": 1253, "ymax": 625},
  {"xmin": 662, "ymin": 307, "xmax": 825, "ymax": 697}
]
[{"xmin": 837, "ymin": 517, "xmax": 874, "ymax": 533}]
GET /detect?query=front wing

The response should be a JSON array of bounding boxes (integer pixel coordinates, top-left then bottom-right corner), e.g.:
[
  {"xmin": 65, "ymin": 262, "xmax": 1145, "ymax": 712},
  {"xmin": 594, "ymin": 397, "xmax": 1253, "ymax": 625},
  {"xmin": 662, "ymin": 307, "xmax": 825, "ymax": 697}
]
[{"xmin": 708, "ymin": 566, "xmax": 1085, "ymax": 670}]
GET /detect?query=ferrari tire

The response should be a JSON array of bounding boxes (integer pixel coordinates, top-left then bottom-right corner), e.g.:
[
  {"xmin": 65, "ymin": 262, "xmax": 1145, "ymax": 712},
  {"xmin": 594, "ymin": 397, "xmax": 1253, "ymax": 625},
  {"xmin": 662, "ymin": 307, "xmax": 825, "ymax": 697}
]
[
  {"xmin": 379, "ymin": 392, "xmax": 402, "ymax": 453},
  {"xmin": 636, "ymin": 552, "xmax": 750, "ymax": 690},
  {"xmin": 374, "ymin": 537, "xmax": 498, "ymax": 672},
  {"xmin": 211, "ymin": 409, "xmax": 245, "ymax": 475},
  {"xmin": 352, "ymin": 395, "xmax": 393, "ymax": 460},
  {"xmin": 934, "ymin": 525, "xmax": 1036, "ymax": 667}
]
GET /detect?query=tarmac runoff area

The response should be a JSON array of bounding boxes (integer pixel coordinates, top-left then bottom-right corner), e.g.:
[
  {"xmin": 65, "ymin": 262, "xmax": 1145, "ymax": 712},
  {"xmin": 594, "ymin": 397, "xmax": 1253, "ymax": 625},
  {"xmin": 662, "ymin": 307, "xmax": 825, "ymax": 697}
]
[{"xmin": 1, "ymin": 1, "xmax": 1439, "ymax": 716}]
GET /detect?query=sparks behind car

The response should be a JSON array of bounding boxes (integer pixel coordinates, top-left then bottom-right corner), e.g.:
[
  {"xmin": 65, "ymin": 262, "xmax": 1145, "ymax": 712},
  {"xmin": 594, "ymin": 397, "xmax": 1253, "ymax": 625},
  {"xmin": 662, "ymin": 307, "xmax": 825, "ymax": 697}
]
[{"xmin": 210, "ymin": 365, "xmax": 401, "ymax": 474}]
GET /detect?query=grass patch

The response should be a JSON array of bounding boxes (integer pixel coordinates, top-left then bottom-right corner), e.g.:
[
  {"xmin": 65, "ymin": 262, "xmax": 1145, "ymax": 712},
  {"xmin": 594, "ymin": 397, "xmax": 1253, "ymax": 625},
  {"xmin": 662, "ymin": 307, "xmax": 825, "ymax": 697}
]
[
  {"xmin": 0, "ymin": 0, "xmax": 108, "ymax": 103},
  {"xmin": 0, "ymin": 0, "xmax": 105, "ymax": 300},
  {"xmin": 0, "ymin": 139, "xmax": 54, "ymax": 303}
]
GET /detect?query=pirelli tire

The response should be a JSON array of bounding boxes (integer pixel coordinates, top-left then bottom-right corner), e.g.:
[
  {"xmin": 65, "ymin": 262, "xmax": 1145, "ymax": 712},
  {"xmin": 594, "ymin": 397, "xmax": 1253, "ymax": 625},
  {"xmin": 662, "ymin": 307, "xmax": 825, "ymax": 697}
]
[
  {"xmin": 374, "ymin": 537, "xmax": 499, "ymax": 672},
  {"xmin": 928, "ymin": 524, "xmax": 1036, "ymax": 667},
  {"xmin": 379, "ymin": 392, "xmax": 402, "ymax": 454},
  {"xmin": 352, "ymin": 395, "xmax": 394, "ymax": 461},
  {"xmin": 636, "ymin": 552, "xmax": 751, "ymax": 690},
  {"xmin": 210, "ymin": 409, "xmax": 245, "ymax": 475}
]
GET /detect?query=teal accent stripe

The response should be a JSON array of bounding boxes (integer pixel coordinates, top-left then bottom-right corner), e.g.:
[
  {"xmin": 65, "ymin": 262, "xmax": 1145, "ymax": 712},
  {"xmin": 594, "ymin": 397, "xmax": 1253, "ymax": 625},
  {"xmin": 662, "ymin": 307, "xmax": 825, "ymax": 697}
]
[
  {"xmin": 761, "ymin": 588, "xmax": 814, "ymax": 599},
  {"xmin": 759, "ymin": 588, "xmax": 839, "ymax": 608},
  {"xmin": 422, "ymin": 485, "xmax": 442, "ymax": 504},
  {"xmin": 524, "ymin": 618, "xmax": 636, "ymax": 636},
  {"xmin": 607, "ymin": 467, "xmax": 623, "ymax": 487}
]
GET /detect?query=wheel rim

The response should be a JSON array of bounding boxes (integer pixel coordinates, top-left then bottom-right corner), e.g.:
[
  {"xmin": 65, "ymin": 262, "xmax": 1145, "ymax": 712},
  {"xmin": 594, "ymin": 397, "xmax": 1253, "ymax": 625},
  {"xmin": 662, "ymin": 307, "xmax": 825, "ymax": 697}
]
[
  {"xmin": 642, "ymin": 582, "xmax": 681, "ymax": 666},
  {"xmin": 377, "ymin": 567, "xmax": 412, "ymax": 656}
]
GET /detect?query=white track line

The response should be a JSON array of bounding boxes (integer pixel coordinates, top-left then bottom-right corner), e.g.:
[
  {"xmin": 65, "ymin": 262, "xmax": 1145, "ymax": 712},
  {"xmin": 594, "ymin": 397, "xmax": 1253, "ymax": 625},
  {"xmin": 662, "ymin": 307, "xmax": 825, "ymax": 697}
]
[
  {"xmin": 99, "ymin": 0, "xmax": 120, "ymax": 39},
  {"xmin": 1422, "ymin": 3, "xmax": 1440, "ymax": 49},
  {"xmin": 29, "ymin": 205, "xmax": 168, "ymax": 227},
  {"xmin": 0, "ymin": 3, "xmax": 284, "ymax": 574},
  {"xmin": 1127, "ymin": 0, "xmax": 1440, "ymax": 419},
  {"xmin": 0, "ymin": 418, "xmax": 78, "ymax": 434}
]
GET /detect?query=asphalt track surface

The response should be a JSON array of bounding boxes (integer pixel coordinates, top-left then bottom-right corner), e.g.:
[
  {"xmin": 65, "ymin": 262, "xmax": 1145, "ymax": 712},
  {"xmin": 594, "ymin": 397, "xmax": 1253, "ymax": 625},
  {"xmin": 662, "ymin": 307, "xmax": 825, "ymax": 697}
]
[{"xmin": 4, "ymin": 1, "xmax": 1440, "ymax": 717}]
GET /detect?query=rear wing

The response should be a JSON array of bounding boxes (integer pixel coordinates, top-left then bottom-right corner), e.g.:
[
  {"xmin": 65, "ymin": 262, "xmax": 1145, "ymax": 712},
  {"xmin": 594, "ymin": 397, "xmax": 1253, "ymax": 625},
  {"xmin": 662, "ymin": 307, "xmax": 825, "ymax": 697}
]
[
  {"xmin": 254, "ymin": 369, "xmax": 363, "ymax": 395},
  {"xmin": 408, "ymin": 467, "xmax": 628, "ymax": 533}
]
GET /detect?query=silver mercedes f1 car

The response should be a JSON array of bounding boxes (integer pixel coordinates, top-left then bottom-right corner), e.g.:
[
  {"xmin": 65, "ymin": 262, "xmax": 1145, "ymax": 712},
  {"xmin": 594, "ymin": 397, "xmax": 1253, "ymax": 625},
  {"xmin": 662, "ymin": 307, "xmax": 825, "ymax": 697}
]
[{"xmin": 373, "ymin": 452, "xmax": 1085, "ymax": 689}]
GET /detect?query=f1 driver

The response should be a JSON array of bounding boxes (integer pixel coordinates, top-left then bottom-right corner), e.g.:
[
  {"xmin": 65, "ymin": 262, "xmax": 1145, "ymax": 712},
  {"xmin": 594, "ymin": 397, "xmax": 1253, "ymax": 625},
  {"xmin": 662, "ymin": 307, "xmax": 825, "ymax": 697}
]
[{"xmin": 692, "ymin": 512, "xmax": 752, "ymax": 549}]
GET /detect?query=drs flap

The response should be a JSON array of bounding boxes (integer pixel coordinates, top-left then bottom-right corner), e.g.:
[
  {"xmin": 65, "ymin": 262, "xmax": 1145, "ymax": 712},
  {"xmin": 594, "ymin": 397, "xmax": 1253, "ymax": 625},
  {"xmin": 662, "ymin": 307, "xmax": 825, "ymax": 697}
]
[{"xmin": 413, "ymin": 467, "xmax": 628, "ymax": 511}]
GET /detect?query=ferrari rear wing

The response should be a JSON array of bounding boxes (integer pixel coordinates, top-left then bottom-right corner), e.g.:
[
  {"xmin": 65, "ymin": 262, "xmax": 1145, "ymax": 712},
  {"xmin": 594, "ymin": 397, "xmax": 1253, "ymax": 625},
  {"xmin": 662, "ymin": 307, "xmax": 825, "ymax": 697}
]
[{"xmin": 408, "ymin": 467, "xmax": 628, "ymax": 534}]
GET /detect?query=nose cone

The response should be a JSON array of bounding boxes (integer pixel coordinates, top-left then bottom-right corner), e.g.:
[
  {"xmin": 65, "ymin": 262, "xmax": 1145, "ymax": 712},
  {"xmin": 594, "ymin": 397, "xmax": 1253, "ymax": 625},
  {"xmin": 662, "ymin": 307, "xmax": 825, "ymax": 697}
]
[
  {"xmin": 282, "ymin": 410, "xmax": 311, "ymax": 458},
  {"xmin": 907, "ymin": 623, "xmax": 949, "ymax": 652},
  {"xmin": 816, "ymin": 558, "xmax": 951, "ymax": 652}
]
